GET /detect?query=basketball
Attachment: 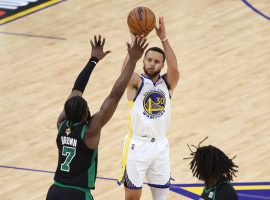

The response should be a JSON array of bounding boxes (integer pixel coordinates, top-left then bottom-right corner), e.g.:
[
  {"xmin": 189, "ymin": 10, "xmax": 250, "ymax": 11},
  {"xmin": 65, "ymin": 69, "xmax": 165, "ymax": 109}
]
[{"xmin": 127, "ymin": 7, "xmax": 156, "ymax": 36}]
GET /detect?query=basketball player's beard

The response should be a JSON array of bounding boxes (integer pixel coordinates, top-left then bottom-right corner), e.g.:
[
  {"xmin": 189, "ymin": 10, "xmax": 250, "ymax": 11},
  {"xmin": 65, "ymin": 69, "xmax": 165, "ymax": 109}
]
[{"xmin": 143, "ymin": 66, "xmax": 161, "ymax": 79}]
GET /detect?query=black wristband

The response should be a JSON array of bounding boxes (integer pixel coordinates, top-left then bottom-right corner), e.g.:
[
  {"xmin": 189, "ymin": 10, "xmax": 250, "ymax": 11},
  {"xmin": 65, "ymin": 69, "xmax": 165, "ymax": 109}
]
[
  {"xmin": 89, "ymin": 56, "xmax": 99, "ymax": 64},
  {"xmin": 72, "ymin": 56, "xmax": 100, "ymax": 93}
]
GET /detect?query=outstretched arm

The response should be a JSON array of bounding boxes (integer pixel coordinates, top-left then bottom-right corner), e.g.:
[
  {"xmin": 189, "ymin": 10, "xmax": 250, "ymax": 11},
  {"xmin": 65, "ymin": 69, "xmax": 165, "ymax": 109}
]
[
  {"xmin": 155, "ymin": 17, "xmax": 179, "ymax": 93},
  {"xmin": 121, "ymin": 33, "xmax": 142, "ymax": 91},
  {"xmin": 57, "ymin": 35, "xmax": 111, "ymax": 128},
  {"xmin": 85, "ymin": 36, "xmax": 148, "ymax": 149}
]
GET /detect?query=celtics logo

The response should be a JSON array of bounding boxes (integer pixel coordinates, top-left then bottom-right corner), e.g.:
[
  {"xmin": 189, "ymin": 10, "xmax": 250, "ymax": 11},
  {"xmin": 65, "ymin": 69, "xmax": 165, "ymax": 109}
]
[{"xmin": 143, "ymin": 90, "xmax": 166, "ymax": 119}]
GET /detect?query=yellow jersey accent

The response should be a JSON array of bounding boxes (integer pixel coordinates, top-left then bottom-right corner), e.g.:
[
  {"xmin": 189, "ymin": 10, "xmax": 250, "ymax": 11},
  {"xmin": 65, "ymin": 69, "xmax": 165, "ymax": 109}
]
[{"xmin": 118, "ymin": 101, "xmax": 134, "ymax": 182}]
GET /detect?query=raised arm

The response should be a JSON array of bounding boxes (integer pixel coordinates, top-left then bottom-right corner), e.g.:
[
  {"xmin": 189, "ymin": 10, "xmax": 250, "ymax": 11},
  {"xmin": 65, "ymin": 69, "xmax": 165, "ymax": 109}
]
[
  {"xmin": 57, "ymin": 35, "xmax": 111, "ymax": 128},
  {"xmin": 155, "ymin": 17, "xmax": 179, "ymax": 92},
  {"xmin": 85, "ymin": 36, "xmax": 148, "ymax": 148},
  {"xmin": 121, "ymin": 33, "xmax": 142, "ymax": 91}
]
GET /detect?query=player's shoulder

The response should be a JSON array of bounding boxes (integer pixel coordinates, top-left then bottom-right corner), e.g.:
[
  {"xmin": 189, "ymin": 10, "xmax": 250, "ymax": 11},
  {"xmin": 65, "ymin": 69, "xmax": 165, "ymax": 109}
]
[
  {"xmin": 129, "ymin": 72, "xmax": 142, "ymax": 89},
  {"xmin": 133, "ymin": 72, "xmax": 141, "ymax": 80},
  {"xmin": 217, "ymin": 182, "xmax": 238, "ymax": 200},
  {"xmin": 160, "ymin": 73, "xmax": 168, "ymax": 82}
]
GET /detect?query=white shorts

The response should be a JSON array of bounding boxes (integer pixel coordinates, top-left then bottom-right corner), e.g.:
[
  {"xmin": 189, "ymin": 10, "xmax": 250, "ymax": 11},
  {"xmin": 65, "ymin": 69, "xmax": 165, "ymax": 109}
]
[{"xmin": 118, "ymin": 135, "xmax": 171, "ymax": 189}]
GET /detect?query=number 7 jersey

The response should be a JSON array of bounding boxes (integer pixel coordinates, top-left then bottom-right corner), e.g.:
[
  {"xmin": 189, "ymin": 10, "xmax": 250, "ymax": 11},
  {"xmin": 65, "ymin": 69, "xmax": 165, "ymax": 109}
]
[
  {"xmin": 54, "ymin": 120, "xmax": 98, "ymax": 189},
  {"xmin": 129, "ymin": 74, "xmax": 171, "ymax": 138}
]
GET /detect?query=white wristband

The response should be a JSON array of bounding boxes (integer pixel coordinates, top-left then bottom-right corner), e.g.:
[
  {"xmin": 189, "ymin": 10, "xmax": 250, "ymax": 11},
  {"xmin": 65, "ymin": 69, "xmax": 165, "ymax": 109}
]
[{"xmin": 161, "ymin": 37, "xmax": 167, "ymax": 42}]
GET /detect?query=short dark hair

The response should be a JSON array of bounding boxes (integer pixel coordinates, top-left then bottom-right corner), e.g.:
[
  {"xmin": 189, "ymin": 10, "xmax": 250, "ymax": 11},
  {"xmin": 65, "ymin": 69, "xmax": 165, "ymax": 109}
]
[
  {"xmin": 145, "ymin": 47, "xmax": 165, "ymax": 63},
  {"xmin": 64, "ymin": 96, "xmax": 88, "ymax": 123}
]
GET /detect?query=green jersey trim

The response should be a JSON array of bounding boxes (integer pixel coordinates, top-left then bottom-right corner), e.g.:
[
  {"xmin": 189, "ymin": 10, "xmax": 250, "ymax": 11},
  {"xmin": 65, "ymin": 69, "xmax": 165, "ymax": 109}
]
[
  {"xmin": 203, "ymin": 181, "xmax": 230, "ymax": 200},
  {"xmin": 88, "ymin": 150, "xmax": 97, "ymax": 188},
  {"xmin": 54, "ymin": 181, "xmax": 93, "ymax": 199},
  {"xmin": 81, "ymin": 124, "xmax": 87, "ymax": 140},
  {"xmin": 54, "ymin": 181, "xmax": 90, "ymax": 193},
  {"xmin": 66, "ymin": 121, "xmax": 83, "ymax": 128}
]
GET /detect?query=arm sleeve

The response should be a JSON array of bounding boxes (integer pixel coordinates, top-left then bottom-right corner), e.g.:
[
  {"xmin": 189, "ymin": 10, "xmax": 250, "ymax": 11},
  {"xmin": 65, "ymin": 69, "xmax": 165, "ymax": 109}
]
[{"xmin": 72, "ymin": 56, "xmax": 99, "ymax": 93}]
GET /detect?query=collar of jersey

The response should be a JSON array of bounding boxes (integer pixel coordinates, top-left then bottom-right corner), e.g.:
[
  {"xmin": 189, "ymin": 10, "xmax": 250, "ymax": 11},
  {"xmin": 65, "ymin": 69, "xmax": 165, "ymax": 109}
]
[
  {"xmin": 66, "ymin": 120, "xmax": 83, "ymax": 128},
  {"xmin": 140, "ymin": 74, "xmax": 161, "ymax": 86},
  {"xmin": 204, "ymin": 181, "xmax": 230, "ymax": 193}
]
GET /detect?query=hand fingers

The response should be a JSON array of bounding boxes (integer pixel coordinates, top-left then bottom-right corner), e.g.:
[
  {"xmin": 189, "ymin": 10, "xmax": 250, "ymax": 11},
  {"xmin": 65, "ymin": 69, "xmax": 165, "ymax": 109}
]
[
  {"xmin": 90, "ymin": 40, "xmax": 94, "ymax": 48},
  {"xmin": 101, "ymin": 38, "xmax": 105, "ymax": 46},
  {"xmin": 140, "ymin": 37, "xmax": 147, "ymax": 47},
  {"xmin": 97, "ymin": 35, "xmax": 101, "ymax": 46},
  {"xmin": 142, "ymin": 43, "xmax": 149, "ymax": 51},
  {"xmin": 134, "ymin": 35, "xmax": 139, "ymax": 45},
  {"xmin": 94, "ymin": 35, "xmax": 97, "ymax": 45},
  {"xmin": 105, "ymin": 50, "xmax": 111, "ymax": 55},
  {"xmin": 136, "ymin": 36, "xmax": 141, "ymax": 45},
  {"xmin": 132, "ymin": 35, "xmax": 147, "ymax": 49},
  {"xmin": 126, "ymin": 42, "xmax": 131, "ymax": 51},
  {"xmin": 160, "ymin": 17, "xmax": 165, "ymax": 28},
  {"xmin": 136, "ymin": 35, "xmax": 145, "ymax": 46}
]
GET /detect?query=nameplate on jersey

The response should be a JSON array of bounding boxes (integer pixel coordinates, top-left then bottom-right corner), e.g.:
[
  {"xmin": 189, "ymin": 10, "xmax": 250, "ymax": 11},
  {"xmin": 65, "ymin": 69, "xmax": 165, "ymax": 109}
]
[
  {"xmin": 0, "ymin": 0, "xmax": 64, "ymax": 26},
  {"xmin": 143, "ymin": 89, "xmax": 166, "ymax": 119},
  {"xmin": 61, "ymin": 136, "xmax": 77, "ymax": 148}
]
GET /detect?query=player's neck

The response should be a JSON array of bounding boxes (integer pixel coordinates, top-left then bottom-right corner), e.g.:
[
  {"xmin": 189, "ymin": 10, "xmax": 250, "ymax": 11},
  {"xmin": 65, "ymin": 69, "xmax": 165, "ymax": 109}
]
[
  {"xmin": 206, "ymin": 178, "xmax": 223, "ymax": 188},
  {"xmin": 143, "ymin": 73, "xmax": 160, "ymax": 83}
]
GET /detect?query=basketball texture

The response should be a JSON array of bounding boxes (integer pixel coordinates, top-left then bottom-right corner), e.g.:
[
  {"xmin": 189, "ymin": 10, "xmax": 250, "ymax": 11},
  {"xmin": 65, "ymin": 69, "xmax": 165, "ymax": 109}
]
[{"xmin": 127, "ymin": 7, "xmax": 156, "ymax": 36}]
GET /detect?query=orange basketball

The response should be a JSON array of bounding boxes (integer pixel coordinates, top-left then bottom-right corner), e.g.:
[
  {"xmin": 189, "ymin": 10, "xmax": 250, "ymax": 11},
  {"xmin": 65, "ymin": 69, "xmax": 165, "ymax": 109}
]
[{"xmin": 127, "ymin": 7, "xmax": 156, "ymax": 36}]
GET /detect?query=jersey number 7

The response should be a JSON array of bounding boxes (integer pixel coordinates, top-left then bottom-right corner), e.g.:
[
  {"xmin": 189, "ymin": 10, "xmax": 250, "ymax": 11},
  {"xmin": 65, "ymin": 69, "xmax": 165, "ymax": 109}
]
[{"xmin": 60, "ymin": 146, "xmax": 76, "ymax": 172}]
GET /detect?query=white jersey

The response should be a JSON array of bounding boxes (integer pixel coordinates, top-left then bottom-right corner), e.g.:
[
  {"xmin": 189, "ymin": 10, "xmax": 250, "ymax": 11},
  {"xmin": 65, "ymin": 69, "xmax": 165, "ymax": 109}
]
[{"xmin": 129, "ymin": 74, "xmax": 171, "ymax": 138}]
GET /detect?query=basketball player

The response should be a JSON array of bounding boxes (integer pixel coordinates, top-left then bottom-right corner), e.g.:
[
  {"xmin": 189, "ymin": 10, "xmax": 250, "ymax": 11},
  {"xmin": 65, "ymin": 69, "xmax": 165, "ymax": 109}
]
[
  {"xmin": 186, "ymin": 138, "xmax": 239, "ymax": 200},
  {"xmin": 46, "ymin": 35, "xmax": 148, "ymax": 200},
  {"xmin": 118, "ymin": 17, "xmax": 180, "ymax": 200}
]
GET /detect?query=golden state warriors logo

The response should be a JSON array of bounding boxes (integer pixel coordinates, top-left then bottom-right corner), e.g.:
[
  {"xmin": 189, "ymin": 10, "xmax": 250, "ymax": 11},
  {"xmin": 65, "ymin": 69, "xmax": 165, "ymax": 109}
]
[{"xmin": 143, "ymin": 90, "xmax": 166, "ymax": 119}]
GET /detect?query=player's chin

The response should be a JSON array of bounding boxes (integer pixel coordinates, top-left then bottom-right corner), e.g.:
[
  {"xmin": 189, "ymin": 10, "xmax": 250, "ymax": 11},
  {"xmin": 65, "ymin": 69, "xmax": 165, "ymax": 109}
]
[
  {"xmin": 148, "ymin": 70, "xmax": 155, "ymax": 74},
  {"xmin": 147, "ymin": 71, "xmax": 159, "ymax": 78}
]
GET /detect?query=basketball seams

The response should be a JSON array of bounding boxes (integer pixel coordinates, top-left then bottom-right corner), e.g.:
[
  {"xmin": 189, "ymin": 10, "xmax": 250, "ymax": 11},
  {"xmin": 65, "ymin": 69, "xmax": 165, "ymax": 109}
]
[
  {"xmin": 146, "ymin": 8, "xmax": 155, "ymax": 33},
  {"xmin": 148, "ymin": 16, "xmax": 155, "ymax": 32},
  {"xmin": 127, "ymin": 7, "xmax": 155, "ymax": 36},
  {"xmin": 144, "ymin": 7, "xmax": 148, "ymax": 31},
  {"xmin": 130, "ymin": 10, "xmax": 140, "ymax": 35},
  {"xmin": 128, "ymin": 20, "xmax": 140, "ymax": 35},
  {"xmin": 134, "ymin": 8, "xmax": 145, "ymax": 34},
  {"xmin": 128, "ymin": 11, "xmax": 141, "ymax": 35}
]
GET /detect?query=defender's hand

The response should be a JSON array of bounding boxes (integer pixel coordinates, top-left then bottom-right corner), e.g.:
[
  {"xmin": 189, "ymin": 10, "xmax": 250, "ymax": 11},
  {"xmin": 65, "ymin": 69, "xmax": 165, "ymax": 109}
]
[
  {"xmin": 90, "ymin": 35, "xmax": 111, "ymax": 60},
  {"xmin": 126, "ymin": 35, "xmax": 148, "ymax": 61}
]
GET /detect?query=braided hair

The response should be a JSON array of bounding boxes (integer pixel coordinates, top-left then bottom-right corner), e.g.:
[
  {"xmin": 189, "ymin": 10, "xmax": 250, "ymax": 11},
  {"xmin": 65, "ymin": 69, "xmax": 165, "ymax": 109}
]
[
  {"xmin": 185, "ymin": 137, "xmax": 238, "ymax": 186},
  {"xmin": 64, "ymin": 96, "xmax": 89, "ymax": 125}
]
